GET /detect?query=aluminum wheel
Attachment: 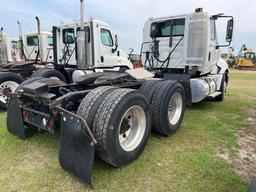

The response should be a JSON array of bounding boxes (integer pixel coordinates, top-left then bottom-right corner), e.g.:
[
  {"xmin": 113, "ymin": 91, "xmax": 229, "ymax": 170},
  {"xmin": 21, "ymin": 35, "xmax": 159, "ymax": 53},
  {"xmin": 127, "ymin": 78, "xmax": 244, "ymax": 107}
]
[
  {"xmin": 168, "ymin": 92, "xmax": 183, "ymax": 125},
  {"xmin": 118, "ymin": 106, "xmax": 146, "ymax": 152},
  {"xmin": 0, "ymin": 81, "xmax": 19, "ymax": 103}
]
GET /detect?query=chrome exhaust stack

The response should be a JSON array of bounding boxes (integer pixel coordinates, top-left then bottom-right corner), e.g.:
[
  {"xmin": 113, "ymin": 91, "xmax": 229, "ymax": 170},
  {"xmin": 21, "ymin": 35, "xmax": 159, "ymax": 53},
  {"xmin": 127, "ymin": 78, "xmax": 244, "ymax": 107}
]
[
  {"xmin": 17, "ymin": 21, "xmax": 25, "ymax": 61},
  {"xmin": 0, "ymin": 27, "xmax": 3, "ymax": 41},
  {"xmin": 77, "ymin": 0, "xmax": 88, "ymax": 69},
  {"xmin": 35, "ymin": 16, "xmax": 41, "ymax": 63}
]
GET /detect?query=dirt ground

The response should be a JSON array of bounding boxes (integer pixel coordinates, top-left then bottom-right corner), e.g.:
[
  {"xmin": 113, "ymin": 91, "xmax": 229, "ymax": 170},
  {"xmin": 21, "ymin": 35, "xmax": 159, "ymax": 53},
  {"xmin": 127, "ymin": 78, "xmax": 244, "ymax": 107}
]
[{"xmin": 217, "ymin": 87, "xmax": 256, "ymax": 181}]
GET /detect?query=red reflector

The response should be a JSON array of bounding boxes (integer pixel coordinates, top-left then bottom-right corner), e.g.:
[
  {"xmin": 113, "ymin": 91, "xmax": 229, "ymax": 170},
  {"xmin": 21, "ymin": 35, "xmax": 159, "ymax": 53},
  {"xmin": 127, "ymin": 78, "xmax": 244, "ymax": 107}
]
[
  {"xmin": 23, "ymin": 111, "xmax": 29, "ymax": 120},
  {"xmin": 47, "ymin": 120, "xmax": 53, "ymax": 129}
]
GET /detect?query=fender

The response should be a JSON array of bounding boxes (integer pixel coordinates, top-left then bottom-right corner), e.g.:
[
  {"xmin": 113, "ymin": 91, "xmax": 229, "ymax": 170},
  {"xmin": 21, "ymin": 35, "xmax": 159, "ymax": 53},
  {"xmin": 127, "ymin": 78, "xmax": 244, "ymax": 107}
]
[{"xmin": 216, "ymin": 58, "xmax": 229, "ymax": 74}]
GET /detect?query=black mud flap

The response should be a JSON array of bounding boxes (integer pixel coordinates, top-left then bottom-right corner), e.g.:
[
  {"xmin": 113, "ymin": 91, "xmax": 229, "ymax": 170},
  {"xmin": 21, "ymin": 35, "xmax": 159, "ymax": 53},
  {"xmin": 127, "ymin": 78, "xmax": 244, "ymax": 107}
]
[
  {"xmin": 7, "ymin": 95, "xmax": 25, "ymax": 140},
  {"xmin": 59, "ymin": 109, "xmax": 96, "ymax": 185}
]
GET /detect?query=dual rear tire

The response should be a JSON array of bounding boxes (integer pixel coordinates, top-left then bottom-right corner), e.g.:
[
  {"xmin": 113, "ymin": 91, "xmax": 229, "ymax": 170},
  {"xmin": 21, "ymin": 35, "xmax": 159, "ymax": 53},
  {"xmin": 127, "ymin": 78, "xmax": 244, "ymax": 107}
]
[
  {"xmin": 77, "ymin": 87, "xmax": 151, "ymax": 167},
  {"xmin": 140, "ymin": 80, "xmax": 185, "ymax": 136},
  {"xmin": 77, "ymin": 80, "xmax": 185, "ymax": 167}
]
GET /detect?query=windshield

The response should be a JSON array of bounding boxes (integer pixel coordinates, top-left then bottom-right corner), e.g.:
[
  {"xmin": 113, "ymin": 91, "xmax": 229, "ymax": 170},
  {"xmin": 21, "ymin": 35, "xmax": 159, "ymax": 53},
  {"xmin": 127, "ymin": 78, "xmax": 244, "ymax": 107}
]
[
  {"xmin": 244, "ymin": 52, "xmax": 255, "ymax": 60},
  {"xmin": 48, "ymin": 36, "xmax": 53, "ymax": 46}
]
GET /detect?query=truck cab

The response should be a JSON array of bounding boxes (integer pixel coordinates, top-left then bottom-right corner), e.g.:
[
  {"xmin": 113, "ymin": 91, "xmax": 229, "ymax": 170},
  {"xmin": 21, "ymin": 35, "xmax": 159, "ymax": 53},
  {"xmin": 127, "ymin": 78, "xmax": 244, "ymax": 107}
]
[
  {"xmin": 24, "ymin": 31, "xmax": 54, "ymax": 63},
  {"xmin": 142, "ymin": 9, "xmax": 233, "ymax": 76},
  {"xmin": 0, "ymin": 31, "xmax": 21, "ymax": 64},
  {"xmin": 53, "ymin": 19, "xmax": 133, "ymax": 71},
  {"xmin": 141, "ymin": 8, "xmax": 234, "ymax": 103}
]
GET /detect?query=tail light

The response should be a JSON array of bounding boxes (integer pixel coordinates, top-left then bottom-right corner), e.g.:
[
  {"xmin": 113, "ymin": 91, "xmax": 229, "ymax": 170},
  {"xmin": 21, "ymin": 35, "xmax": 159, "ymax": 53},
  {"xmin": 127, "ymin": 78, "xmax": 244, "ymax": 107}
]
[
  {"xmin": 23, "ymin": 111, "xmax": 29, "ymax": 120},
  {"xmin": 47, "ymin": 120, "xmax": 53, "ymax": 130}
]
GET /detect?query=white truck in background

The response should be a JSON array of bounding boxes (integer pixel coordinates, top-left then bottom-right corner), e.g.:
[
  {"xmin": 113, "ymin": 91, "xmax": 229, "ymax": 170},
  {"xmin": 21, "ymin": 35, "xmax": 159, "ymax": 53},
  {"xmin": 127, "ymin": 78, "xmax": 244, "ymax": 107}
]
[
  {"xmin": 52, "ymin": 20, "xmax": 133, "ymax": 75},
  {"xmin": 23, "ymin": 17, "xmax": 54, "ymax": 63},
  {"xmin": 0, "ymin": 15, "xmax": 134, "ymax": 110},
  {"xmin": 0, "ymin": 28, "xmax": 21, "ymax": 64},
  {"xmin": 24, "ymin": 31, "xmax": 54, "ymax": 63},
  {"xmin": 141, "ymin": 8, "xmax": 233, "ymax": 102}
]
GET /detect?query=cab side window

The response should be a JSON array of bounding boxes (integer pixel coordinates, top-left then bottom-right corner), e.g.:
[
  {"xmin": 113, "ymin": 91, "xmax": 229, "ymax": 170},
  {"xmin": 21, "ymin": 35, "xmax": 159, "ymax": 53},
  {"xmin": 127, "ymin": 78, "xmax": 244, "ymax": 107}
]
[
  {"xmin": 101, "ymin": 29, "xmax": 113, "ymax": 47},
  {"xmin": 48, "ymin": 36, "xmax": 53, "ymax": 46},
  {"xmin": 63, "ymin": 28, "xmax": 75, "ymax": 44}
]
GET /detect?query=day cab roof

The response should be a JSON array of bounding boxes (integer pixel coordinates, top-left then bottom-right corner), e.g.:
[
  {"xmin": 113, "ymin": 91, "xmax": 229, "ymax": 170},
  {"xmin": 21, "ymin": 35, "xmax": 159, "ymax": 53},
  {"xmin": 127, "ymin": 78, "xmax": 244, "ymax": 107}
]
[
  {"xmin": 147, "ymin": 14, "xmax": 188, "ymax": 23},
  {"xmin": 59, "ymin": 19, "xmax": 110, "ymax": 29},
  {"xmin": 25, "ymin": 31, "xmax": 52, "ymax": 37},
  {"xmin": 145, "ymin": 10, "xmax": 210, "ymax": 23}
]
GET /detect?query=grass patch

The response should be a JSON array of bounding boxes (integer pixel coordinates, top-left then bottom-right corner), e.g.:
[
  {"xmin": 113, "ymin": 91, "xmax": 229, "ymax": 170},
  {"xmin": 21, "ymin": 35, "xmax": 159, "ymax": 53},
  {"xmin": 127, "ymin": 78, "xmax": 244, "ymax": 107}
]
[{"xmin": 0, "ymin": 69, "xmax": 255, "ymax": 191}]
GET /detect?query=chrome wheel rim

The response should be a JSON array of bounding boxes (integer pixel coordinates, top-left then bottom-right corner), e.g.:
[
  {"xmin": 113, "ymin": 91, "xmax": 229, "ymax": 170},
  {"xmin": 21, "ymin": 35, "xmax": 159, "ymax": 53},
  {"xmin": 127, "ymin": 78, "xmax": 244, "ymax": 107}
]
[
  {"xmin": 0, "ymin": 81, "xmax": 19, "ymax": 103},
  {"xmin": 118, "ymin": 106, "xmax": 146, "ymax": 152},
  {"xmin": 168, "ymin": 92, "xmax": 183, "ymax": 125}
]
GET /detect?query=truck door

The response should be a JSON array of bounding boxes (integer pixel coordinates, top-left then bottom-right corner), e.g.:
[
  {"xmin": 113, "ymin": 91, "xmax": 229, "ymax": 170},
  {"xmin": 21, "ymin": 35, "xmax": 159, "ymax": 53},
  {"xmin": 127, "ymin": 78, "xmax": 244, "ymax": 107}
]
[
  {"xmin": 92, "ymin": 22, "xmax": 117, "ymax": 68},
  {"xmin": 208, "ymin": 19, "xmax": 219, "ymax": 66},
  {"xmin": 46, "ymin": 35, "xmax": 54, "ymax": 62},
  {"xmin": 25, "ymin": 35, "xmax": 39, "ymax": 61},
  {"xmin": 99, "ymin": 28, "xmax": 116, "ymax": 67}
]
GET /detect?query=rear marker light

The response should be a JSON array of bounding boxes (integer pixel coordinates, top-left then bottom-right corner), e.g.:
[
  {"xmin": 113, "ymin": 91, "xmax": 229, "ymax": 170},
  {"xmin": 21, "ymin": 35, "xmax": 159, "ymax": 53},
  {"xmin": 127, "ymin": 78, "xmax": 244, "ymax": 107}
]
[
  {"xmin": 23, "ymin": 111, "xmax": 29, "ymax": 120},
  {"xmin": 47, "ymin": 120, "xmax": 53, "ymax": 130}
]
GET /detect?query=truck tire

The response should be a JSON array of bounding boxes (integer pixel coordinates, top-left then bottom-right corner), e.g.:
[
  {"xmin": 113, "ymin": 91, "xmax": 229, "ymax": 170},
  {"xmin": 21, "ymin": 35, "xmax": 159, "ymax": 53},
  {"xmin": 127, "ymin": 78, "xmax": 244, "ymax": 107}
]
[
  {"xmin": 93, "ymin": 89, "xmax": 151, "ymax": 167},
  {"xmin": 77, "ymin": 86, "xmax": 117, "ymax": 130},
  {"xmin": 139, "ymin": 80, "xmax": 162, "ymax": 102},
  {"xmin": 151, "ymin": 81, "xmax": 185, "ymax": 136},
  {"xmin": 213, "ymin": 74, "xmax": 225, "ymax": 102},
  {"xmin": 32, "ymin": 69, "xmax": 67, "ymax": 83},
  {"xmin": 0, "ymin": 72, "xmax": 24, "ymax": 110}
]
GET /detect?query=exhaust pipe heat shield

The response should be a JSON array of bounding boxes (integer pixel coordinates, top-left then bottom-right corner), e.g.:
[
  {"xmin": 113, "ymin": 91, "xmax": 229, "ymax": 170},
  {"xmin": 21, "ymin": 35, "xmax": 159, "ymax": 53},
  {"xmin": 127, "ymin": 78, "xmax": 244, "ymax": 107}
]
[
  {"xmin": 7, "ymin": 95, "xmax": 25, "ymax": 140},
  {"xmin": 59, "ymin": 110, "xmax": 95, "ymax": 185}
]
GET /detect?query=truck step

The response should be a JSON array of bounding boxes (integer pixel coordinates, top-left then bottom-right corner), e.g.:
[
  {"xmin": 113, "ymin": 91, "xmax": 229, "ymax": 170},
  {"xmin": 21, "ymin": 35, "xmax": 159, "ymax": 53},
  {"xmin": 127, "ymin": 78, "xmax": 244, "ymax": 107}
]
[{"xmin": 208, "ymin": 92, "xmax": 221, "ymax": 98}]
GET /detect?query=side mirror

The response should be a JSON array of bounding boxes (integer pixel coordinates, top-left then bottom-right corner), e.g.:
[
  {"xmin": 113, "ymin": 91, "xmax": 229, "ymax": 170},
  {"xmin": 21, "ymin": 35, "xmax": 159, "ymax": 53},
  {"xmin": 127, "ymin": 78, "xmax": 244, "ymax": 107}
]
[
  {"xmin": 114, "ymin": 35, "xmax": 119, "ymax": 47},
  {"xmin": 226, "ymin": 19, "xmax": 234, "ymax": 42},
  {"xmin": 112, "ymin": 35, "xmax": 119, "ymax": 53}
]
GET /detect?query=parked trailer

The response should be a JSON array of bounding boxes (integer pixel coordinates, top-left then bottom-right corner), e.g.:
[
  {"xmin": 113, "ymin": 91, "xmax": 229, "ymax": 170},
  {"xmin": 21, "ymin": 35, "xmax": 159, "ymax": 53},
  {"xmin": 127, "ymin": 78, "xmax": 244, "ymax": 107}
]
[{"xmin": 6, "ymin": 2, "xmax": 234, "ymax": 185}]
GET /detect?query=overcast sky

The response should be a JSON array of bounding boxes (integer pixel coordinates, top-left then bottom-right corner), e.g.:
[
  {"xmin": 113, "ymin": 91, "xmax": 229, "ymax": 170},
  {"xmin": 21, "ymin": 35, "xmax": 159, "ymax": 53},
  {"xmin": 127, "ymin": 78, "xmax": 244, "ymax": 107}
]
[{"xmin": 0, "ymin": 0, "xmax": 255, "ymax": 54}]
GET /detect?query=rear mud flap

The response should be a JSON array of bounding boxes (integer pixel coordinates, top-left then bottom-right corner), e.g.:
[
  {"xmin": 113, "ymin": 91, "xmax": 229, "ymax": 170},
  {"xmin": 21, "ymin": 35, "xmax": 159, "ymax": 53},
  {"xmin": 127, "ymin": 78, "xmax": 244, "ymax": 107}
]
[
  {"xmin": 7, "ymin": 95, "xmax": 25, "ymax": 140},
  {"xmin": 59, "ymin": 109, "xmax": 96, "ymax": 185}
]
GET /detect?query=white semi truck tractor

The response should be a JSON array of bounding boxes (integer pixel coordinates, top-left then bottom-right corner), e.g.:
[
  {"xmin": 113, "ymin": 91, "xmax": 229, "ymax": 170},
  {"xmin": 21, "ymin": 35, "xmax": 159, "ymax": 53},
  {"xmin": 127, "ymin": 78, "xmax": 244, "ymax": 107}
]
[
  {"xmin": 141, "ymin": 8, "xmax": 233, "ymax": 102},
  {"xmin": 0, "ymin": 28, "xmax": 21, "ymax": 64},
  {"xmin": 6, "ymin": 3, "xmax": 234, "ymax": 185},
  {"xmin": 50, "ymin": 19, "xmax": 133, "ymax": 83}
]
